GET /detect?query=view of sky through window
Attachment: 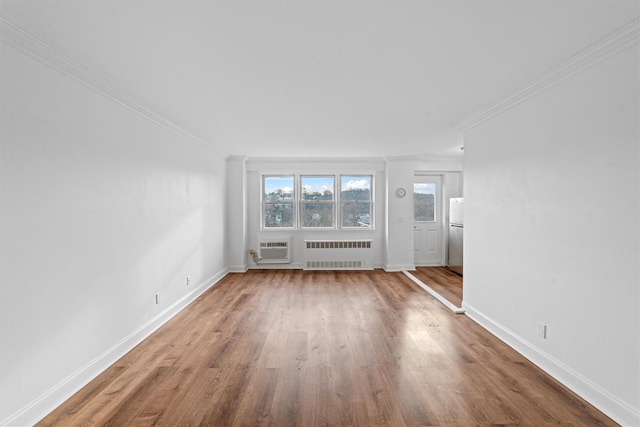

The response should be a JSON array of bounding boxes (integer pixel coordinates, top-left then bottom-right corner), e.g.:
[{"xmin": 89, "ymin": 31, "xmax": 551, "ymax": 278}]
[
  {"xmin": 341, "ymin": 176, "xmax": 371, "ymax": 191},
  {"xmin": 302, "ymin": 177, "xmax": 334, "ymax": 195},
  {"xmin": 264, "ymin": 176, "xmax": 293, "ymax": 195},
  {"xmin": 414, "ymin": 183, "xmax": 435, "ymax": 195}
]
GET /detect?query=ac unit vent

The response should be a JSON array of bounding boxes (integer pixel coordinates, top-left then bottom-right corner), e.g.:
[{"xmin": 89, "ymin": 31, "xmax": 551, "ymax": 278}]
[{"xmin": 258, "ymin": 239, "xmax": 290, "ymax": 264}]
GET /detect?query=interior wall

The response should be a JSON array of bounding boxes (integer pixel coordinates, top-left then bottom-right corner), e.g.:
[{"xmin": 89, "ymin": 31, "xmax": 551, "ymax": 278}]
[
  {"xmin": 463, "ymin": 46, "xmax": 639, "ymax": 425},
  {"xmin": 386, "ymin": 158, "xmax": 463, "ymax": 270},
  {"xmin": 245, "ymin": 158, "xmax": 387, "ymax": 268},
  {"xmin": 238, "ymin": 158, "xmax": 462, "ymax": 271},
  {"xmin": 227, "ymin": 156, "xmax": 248, "ymax": 272},
  {"xmin": 0, "ymin": 42, "xmax": 227, "ymax": 424}
]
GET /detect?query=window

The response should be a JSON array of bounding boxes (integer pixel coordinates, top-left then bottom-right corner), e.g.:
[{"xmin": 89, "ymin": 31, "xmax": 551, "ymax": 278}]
[
  {"xmin": 261, "ymin": 173, "xmax": 374, "ymax": 230},
  {"xmin": 414, "ymin": 182, "xmax": 436, "ymax": 222},
  {"xmin": 262, "ymin": 176, "xmax": 295, "ymax": 228},
  {"xmin": 340, "ymin": 175, "xmax": 372, "ymax": 228},
  {"xmin": 300, "ymin": 176, "xmax": 335, "ymax": 228}
]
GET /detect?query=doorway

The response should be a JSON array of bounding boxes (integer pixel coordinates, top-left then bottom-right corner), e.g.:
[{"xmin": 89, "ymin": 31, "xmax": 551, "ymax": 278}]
[
  {"xmin": 413, "ymin": 175, "xmax": 443, "ymax": 266},
  {"xmin": 409, "ymin": 171, "xmax": 464, "ymax": 312}
]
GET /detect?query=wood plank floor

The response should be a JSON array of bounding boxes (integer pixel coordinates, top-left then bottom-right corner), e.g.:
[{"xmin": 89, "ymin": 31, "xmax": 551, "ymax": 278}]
[
  {"xmin": 37, "ymin": 269, "xmax": 616, "ymax": 426},
  {"xmin": 412, "ymin": 267, "xmax": 463, "ymax": 308}
]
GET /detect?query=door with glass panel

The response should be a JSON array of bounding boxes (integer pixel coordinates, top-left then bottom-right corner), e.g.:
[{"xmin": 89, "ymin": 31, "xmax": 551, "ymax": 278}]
[{"xmin": 413, "ymin": 175, "xmax": 443, "ymax": 266}]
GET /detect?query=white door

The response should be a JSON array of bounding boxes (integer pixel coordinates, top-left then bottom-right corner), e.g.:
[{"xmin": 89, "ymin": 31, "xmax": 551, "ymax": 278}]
[{"xmin": 413, "ymin": 175, "xmax": 443, "ymax": 266}]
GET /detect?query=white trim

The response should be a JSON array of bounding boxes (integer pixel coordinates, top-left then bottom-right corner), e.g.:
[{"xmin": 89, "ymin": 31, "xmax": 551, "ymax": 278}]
[
  {"xmin": 339, "ymin": 173, "xmax": 374, "ymax": 231},
  {"xmin": 403, "ymin": 270, "xmax": 464, "ymax": 314},
  {"xmin": 385, "ymin": 155, "xmax": 463, "ymax": 163},
  {"xmin": 248, "ymin": 157, "xmax": 387, "ymax": 164},
  {"xmin": 0, "ymin": 17, "xmax": 216, "ymax": 153},
  {"xmin": 299, "ymin": 174, "xmax": 337, "ymax": 230},
  {"xmin": 454, "ymin": 17, "xmax": 640, "ymax": 132},
  {"xmin": 228, "ymin": 264, "xmax": 249, "ymax": 273},
  {"xmin": 246, "ymin": 159, "xmax": 386, "ymax": 173},
  {"xmin": 248, "ymin": 263, "xmax": 305, "ymax": 270},
  {"xmin": 260, "ymin": 172, "xmax": 375, "ymax": 231},
  {"xmin": 261, "ymin": 174, "xmax": 297, "ymax": 231},
  {"xmin": 413, "ymin": 173, "xmax": 447, "ymax": 267},
  {"xmin": 463, "ymin": 302, "xmax": 640, "ymax": 427},
  {"xmin": 384, "ymin": 264, "xmax": 415, "ymax": 272},
  {"xmin": 245, "ymin": 263, "xmax": 387, "ymax": 270},
  {"xmin": 1, "ymin": 268, "xmax": 229, "ymax": 427}
]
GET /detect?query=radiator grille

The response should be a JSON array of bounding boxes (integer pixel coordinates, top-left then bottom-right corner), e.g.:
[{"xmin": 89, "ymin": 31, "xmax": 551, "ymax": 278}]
[
  {"xmin": 306, "ymin": 260, "xmax": 364, "ymax": 269},
  {"xmin": 305, "ymin": 241, "xmax": 372, "ymax": 249},
  {"xmin": 304, "ymin": 239, "xmax": 373, "ymax": 270}
]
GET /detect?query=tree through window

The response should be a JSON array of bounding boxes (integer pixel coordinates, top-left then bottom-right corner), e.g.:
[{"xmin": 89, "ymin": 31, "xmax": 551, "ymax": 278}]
[
  {"xmin": 301, "ymin": 176, "xmax": 334, "ymax": 228},
  {"xmin": 414, "ymin": 182, "xmax": 436, "ymax": 222},
  {"xmin": 263, "ymin": 176, "xmax": 295, "ymax": 228},
  {"xmin": 341, "ymin": 176, "xmax": 372, "ymax": 228}
]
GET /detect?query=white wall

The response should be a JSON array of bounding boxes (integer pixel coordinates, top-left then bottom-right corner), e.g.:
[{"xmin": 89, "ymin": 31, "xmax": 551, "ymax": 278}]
[
  {"xmin": 231, "ymin": 157, "xmax": 462, "ymax": 272},
  {"xmin": 386, "ymin": 158, "xmax": 463, "ymax": 270},
  {"xmin": 463, "ymin": 46, "xmax": 639, "ymax": 425},
  {"xmin": 245, "ymin": 158, "xmax": 387, "ymax": 268},
  {"xmin": 0, "ymin": 42, "xmax": 227, "ymax": 424},
  {"xmin": 227, "ymin": 156, "xmax": 248, "ymax": 272}
]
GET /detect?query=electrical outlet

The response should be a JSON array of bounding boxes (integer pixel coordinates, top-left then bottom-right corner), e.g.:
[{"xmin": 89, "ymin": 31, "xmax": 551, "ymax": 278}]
[
  {"xmin": 186, "ymin": 276, "xmax": 190, "ymax": 286},
  {"xmin": 536, "ymin": 322, "xmax": 547, "ymax": 339},
  {"xmin": 155, "ymin": 293, "xmax": 161, "ymax": 305}
]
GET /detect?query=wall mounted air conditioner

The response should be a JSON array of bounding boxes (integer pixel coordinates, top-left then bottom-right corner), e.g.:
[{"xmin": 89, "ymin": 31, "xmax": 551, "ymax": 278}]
[{"xmin": 257, "ymin": 238, "xmax": 290, "ymax": 264}]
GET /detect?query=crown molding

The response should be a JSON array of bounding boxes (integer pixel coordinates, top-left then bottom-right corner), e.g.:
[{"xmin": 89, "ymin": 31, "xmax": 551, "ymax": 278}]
[
  {"xmin": 454, "ymin": 17, "xmax": 640, "ymax": 133},
  {"xmin": 0, "ymin": 16, "xmax": 217, "ymax": 153},
  {"xmin": 246, "ymin": 156, "xmax": 386, "ymax": 163},
  {"xmin": 384, "ymin": 155, "xmax": 462, "ymax": 163},
  {"xmin": 238, "ymin": 155, "xmax": 462, "ymax": 165}
]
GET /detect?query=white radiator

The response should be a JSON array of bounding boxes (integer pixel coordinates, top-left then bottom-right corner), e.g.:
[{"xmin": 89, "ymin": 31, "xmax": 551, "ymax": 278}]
[
  {"xmin": 257, "ymin": 238, "xmax": 290, "ymax": 264},
  {"xmin": 303, "ymin": 239, "xmax": 373, "ymax": 270}
]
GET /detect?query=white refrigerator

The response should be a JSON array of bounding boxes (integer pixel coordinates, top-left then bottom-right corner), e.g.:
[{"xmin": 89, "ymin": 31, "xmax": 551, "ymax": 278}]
[{"xmin": 448, "ymin": 198, "xmax": 463, "ymax": 275}]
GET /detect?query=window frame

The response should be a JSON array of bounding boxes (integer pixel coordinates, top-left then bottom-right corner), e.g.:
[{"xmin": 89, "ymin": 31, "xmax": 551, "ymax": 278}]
[
  {"xmin": 299, "ymin": 175, "xmax": 336, "ymax": 229},
  {"xmin": 413, "ymin": 182, "xmax": 437, "ymax": 223},
  {"xmin": 261, "ymin": 174, "xmax": 296, "ymax": 230},
  {"xmin": 260, "ymin": 172, "xmax": 375, "ymax": 231},
  {"xmin": 339, "ymin": 174, "xmax": 374, "ymax": 229}
]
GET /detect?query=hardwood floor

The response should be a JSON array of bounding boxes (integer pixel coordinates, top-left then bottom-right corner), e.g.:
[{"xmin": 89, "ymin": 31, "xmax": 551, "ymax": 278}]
[
  {"xmin": 412, "ymin": 267, "xmax": 463, "ymax": 308},
  {"xmin": 37, "ymin": 270, "xmax": 616, "ymax": 426}
]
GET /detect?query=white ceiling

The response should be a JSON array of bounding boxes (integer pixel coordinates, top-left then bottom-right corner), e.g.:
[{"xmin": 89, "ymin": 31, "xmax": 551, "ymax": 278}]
[{"xmin": 1, "ymin": 0, "xmax": 637, "ymax": 159}]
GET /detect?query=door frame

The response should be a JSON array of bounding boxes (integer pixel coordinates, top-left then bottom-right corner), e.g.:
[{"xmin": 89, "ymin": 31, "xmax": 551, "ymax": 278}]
[{"xmin": 413, "ymin": 172, "xmax": 447, "ymax": 267}]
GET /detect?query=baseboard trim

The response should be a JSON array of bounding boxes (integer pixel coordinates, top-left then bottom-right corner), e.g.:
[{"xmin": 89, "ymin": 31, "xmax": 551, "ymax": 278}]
[
  {"xmin": 2, "ymin": 268, "xmax": 229, "ymax": 427},
  {"xmin": 228, "ymin": 264, "xmax": 249, "ymax": 273},
  {"xmin": 403, "ymin": 271, "xmax": 465, "ymax": 314},
  {"xmin": 384, "ymin": 264, "xmax": 415, "ymax": 272},
  {"xmin": 247, "ymin": 263, "xmax": 304, "ymax": 270},
  {"xmin": 414, "ymin": 262, "xmax": 444, "ymax": 267},
  {"xmin": 462, "ymin": 302, "xmax": 640, "ymax": 426},
  {"xmin": 244, "ymin": 264, "xmax": 386, "ymax": 271}
]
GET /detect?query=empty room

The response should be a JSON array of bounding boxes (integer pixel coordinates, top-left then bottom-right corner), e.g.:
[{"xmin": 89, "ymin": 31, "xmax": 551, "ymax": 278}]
[{"xmin": 1, "ymin": 1, "xmax": 638, "ymax": 426}]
